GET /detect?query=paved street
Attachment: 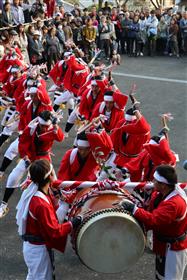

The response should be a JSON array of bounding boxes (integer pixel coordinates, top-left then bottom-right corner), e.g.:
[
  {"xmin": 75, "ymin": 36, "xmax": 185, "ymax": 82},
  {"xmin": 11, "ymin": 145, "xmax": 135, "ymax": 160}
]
[{"xmin": 0, "ymin": 55, "xmax": 187, "ymax": 280}]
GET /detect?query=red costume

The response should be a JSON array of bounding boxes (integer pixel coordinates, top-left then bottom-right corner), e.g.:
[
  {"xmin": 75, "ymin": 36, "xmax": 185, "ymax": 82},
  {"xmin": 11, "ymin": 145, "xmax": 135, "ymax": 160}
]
[
  {"xmin": 18, "ymin": 100, "xmax": 53, "ymax": 132},
  {"xmin": 19, "ymin": 123, "xmax": 64, "ymax": 162},
  {"xmin": 134, "ymin": 190, "xmax": 187, "ymax": 256},
  {"xmin": 63, "ymin": 55, "xmax": 90, "ymax": 96},
  {"xmin": 125, "ymin": 136, "xmax": 176, "ymax": 181},
  {"xmin": 0, "ymin": 54, "xmax": 25, "ymax": 83},
  {"xmin": 79, "ymin": 88, "xmax": 104, "ymax": 120},
  {"xmin": 110, "ymin": 116, "xmax": 151, "ymax": 165},
  {"xmin": 49, "ymin": 60, "xmax": 67, "ymax": 87},
  {"xmin": 26, "ymin": 190, "xmax": 72, "ymax": 252},
  {"xmin": 91, "ymin": 101, "xmax": 125, "ymax": 133},
  {"xmin": 58, "ymin": 148, "xmax": 99, "ymax": 181}
]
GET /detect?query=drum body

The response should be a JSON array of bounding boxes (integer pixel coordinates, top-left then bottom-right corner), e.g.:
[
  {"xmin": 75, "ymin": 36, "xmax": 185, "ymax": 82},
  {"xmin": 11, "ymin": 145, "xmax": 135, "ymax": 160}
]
[{"xmin": 69, "ymin": 188, "xmax": 145, "ymax": 273}]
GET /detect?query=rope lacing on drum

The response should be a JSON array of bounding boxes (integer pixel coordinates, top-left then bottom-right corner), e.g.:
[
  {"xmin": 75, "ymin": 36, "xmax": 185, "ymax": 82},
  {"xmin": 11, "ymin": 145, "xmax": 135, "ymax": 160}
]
[{"xmin": 68, "ymin": 186, "xmax": 136, "ymax": 219}]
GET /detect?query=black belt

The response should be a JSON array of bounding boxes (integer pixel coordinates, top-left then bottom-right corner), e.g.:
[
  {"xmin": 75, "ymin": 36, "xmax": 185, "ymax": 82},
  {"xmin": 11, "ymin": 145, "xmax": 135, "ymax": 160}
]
[
  {"xmin": 22, "ymin": 234, "xmax": 45, "ymax": 243},
  {"xmin": 36, "ymin": 151, "xmax": 49, "ymax": 156},
  {"xmin": 156, "ymin": 231, "xmax": 187, "ymax": 244}
]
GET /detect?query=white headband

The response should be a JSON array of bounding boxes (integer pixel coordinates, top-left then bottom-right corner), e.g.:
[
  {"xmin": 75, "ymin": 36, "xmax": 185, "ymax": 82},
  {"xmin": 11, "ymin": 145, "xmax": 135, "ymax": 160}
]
[
  {"xmin": 91, "ymin": 80, "xmax": 97, "ymax": 86},
  {"xmin": 125, "ymin": 114, "xmax": 136, "ymax": 122},
  {"xmin": 44, "ymin": 164, "xmax": 53, "ymax": 179},
  {"xmin": 11, "ymin": 67, "xmax": 20, "ymax": 73},
  {"xmin": 38, "ymin": 116, "xmax": 52, "ymax": 126},
  {"xmin": 104, "ymin": 96, "xmax": 114, "ymax": 102},
  {"xmin": 29, "ymin": 87, "xmax": 38, "ymax": 94},
  {"xmin": 153, "ymin": 170, "xmax": 169, "ymax": 184},
  {"xmin": 77, "ymin": 140, "xmax": 90, "ymax": 147}
]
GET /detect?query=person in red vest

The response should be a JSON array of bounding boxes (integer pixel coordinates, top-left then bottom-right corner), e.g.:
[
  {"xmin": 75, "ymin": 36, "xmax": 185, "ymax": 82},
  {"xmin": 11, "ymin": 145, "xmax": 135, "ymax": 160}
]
[
  {"xmin": 91, "ymin": 89, "xmax": 128, "ymax": 133},
  {"xmin": 0, "ymin": 110, "xmax": 64, "ymax": 218},
  {"xmin": 119, "ymin": 165, "xmax": 187, "ymax": 280},
  {"xmin": 16, "ymin": 159, "xmax": 82, "ymax": 280}
]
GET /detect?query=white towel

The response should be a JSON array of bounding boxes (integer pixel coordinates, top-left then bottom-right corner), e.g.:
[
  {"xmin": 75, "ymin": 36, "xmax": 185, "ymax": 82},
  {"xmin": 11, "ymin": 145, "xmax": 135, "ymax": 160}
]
[{"xmin": 16, "ymin": 182, "xmax": 38, "ymax": 236}]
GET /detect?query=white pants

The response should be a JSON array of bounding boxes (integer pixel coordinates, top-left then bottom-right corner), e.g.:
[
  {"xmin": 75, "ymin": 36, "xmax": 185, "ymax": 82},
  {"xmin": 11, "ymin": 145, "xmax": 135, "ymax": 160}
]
[
  {"xmin": 67, "ymin": 108, "xmax": 78, "ymax": 124},
  {"xmin": 165, "ymin": 248, "xmax": 187, "ymax": 280},
  {"xmin": 1, "ymin": 107, "xmax": 19, "ymax": 136},
  {"xmin": 54, "ymin": 90, "xmax": 74, "ymax": 110},
  {"xmin": 4, "ymin": 137, "xmax": 19, "ymax": 160},
  {"xmin": 6, "ymin": 159, "xmax": 27, "ymax": 188},
  {"xmin": 23, "ymin": 241, "xmax": 53, "ymax": 280}
]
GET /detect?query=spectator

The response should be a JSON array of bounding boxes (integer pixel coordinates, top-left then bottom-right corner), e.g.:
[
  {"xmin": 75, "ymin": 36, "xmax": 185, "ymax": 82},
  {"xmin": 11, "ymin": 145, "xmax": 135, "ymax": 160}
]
[
  {"xmin": 26, "ymin": 24, "xmax": 35, "ymax": 42},
  {"xmin": 17, "ymin": 23, "xmax": 30, "ymax": 63},
  {"xmin": 146, "ymin": 10, "xmax": 158, "ymax": 56},
  {"xmin": 121, "ymin": 12, "xmax": 131, "ymax": 54},
  {"xmin": 2, "ymin": 2, "xmax": 14, "ymax": 27},
  {"xmin": 56, "ymin": 21, "xmax": 65, "ymax": 50},
  {"xmin": 102, "ymin": 1, "xmax": 111, "ymax": 16},
  {"xmin": 128, "ymin": 15, "xmax": 140, "ymax": 57},
  {"xmin": 45, "ymin": 27, "xmax": 61, "ymax": 71},
  {"xmin": 82, "ymin": 8, "xmax": 89, "ymax": 25},
  {"xmin": 98, "ymin": 15, "xmax": 111, "ymax": 60},
  {"xmin": 168, "ymin": 18, "xmax": 179, "ymax": 58},
  {"xmin": 28, "ymin": 30, "xmax": 44, "ymax": 65},
  {"xmin": 180, "ymin": 11, "xmax": 187, "ymax": 54},
  {"xmin": 62, "ymin": 18, "xmax": 73, "ymax": 42},
  {"xmin": 107, "ymin": 16, "xmax": 116, "ymax": 57},
  {"xmin": 157, "ymin": 16, "xmax": 168, "ymax": 54},
  {"xmin": 164, "ymin": 8, "xmax": 173, "ymax": 26},
  {"xmin": 138, "ymin": 12, "xmax": 147, "ymax": 56},
  {"xmin": 11, "ymin": 0, "xmax": 25, "ymax": 25},
  {"xmin": 70, "ymin": 19, "xmax": 82, "ymax": 47},
  {"xmin": 19, "ymin": 0, "xmax": 31, "ymax": 23},
  {"xmin": 82, "ymin": 17, "xmax": 96, "ymax": 62},
  {"xmin": 30, "ymin": 0, "xmax": 45, "ymax": 19}
]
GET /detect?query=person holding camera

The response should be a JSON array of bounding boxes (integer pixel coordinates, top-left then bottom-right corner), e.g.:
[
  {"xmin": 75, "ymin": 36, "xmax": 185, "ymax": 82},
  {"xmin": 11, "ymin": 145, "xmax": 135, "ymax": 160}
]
[
  {"xmin": 16, "ymin": 159, "xmax": 82, "ymax": 280},
  {"xmin": 0, "ymin": 110, "xmax": 64, "ymax": 218}
]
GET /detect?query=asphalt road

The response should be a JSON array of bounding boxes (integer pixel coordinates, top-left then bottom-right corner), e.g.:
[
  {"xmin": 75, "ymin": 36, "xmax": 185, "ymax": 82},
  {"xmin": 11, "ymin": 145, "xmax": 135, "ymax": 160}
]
[{"xmin": 0, "ymin": 55, "xmax": 187, "ymax": 280}]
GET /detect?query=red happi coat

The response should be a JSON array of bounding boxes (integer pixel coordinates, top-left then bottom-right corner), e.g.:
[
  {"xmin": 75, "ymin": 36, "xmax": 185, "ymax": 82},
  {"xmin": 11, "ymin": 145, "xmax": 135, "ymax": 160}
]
[
  {"xmin": 18, "ymin": 100, "xmax": 53, "ymax": 132},
  {"xmin": 91, "ymin": 101, "xmax": 124, "ymax": 133},
  {"xmin": 26, "ymin": 190, "xmax": 72, "ymax": 252},
  {"xmin": 125, "ymin": 137, "xmax": 176, "ymax": 182},
  {"xmin": 58, "ymin": 148, "xmax": 99, "ymax": 181},
  {"xmin": 19, "ymin": 124, "xmax": 64, "ymax": 162},
  {"xmin": 0, "ymin": 56, "xmax": 24, "ymax": 83},
  {"xmin": 79, "ymin": 88, "xmax": 104, "ymax": 120},
  {"xmin": 63, "ymin": 55, "xmax": 90, "ymax": 96},
  {"xmin": 3, "ymin": 73, "xmax": 27, "ymax": 99},
  {"xmin": 134, "ymin": 190, "xmax": 187, "ymax": 256},
  {"xmin": 14, "ymin": 78, "xmax": 47, "ymax": 112},
  {"xmin": 110, "ymin": 116, "xmax": 151, "ymax": 165},
  {"xmin": 49, "ymin": 60, "xmax": 67, "ymax": 86}
]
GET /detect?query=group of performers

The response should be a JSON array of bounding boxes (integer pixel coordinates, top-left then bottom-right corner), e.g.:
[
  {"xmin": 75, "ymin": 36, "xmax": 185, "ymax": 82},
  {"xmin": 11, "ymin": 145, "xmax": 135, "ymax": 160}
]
[{"xmin": 0, "ymin": 42, "xmax": 186, "ymax": 280}]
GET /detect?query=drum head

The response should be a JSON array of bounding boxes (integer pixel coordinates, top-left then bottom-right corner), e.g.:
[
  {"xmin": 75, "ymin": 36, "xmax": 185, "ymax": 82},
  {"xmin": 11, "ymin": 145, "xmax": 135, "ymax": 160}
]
[{"xmin": 76, "ymin": 210, "xmax": 145, "ymax": 273}]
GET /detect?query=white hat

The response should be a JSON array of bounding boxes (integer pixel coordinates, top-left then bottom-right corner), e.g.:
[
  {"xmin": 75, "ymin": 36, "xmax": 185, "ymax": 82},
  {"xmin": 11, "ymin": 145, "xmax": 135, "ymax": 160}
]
[{"xmin": 10, "ymin": 65, "xmax": 21, "ymax": 73}]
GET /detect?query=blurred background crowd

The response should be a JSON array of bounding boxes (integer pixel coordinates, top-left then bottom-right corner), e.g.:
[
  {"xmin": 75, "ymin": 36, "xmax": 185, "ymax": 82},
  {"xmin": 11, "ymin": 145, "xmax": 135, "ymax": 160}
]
[{"xmin": 0, "ymin": 0, "xmax": 186, "ymax": 72}]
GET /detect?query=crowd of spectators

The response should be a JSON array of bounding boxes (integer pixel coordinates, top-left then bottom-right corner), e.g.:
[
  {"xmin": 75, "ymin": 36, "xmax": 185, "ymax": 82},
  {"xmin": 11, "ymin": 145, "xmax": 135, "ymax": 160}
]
[{"xmin": 0, "ymin": 0, "xmax": 186, "ymax": 72}]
